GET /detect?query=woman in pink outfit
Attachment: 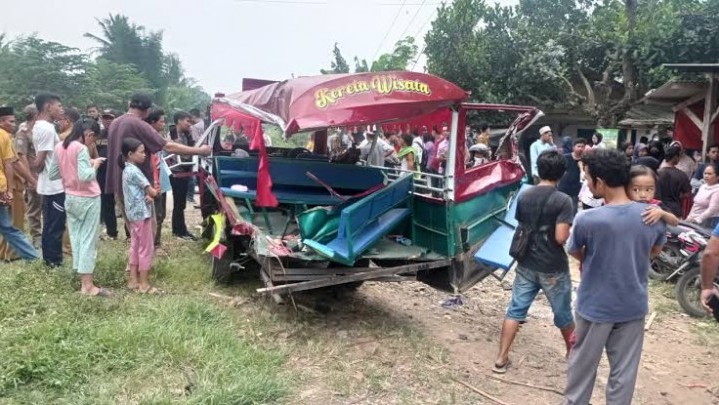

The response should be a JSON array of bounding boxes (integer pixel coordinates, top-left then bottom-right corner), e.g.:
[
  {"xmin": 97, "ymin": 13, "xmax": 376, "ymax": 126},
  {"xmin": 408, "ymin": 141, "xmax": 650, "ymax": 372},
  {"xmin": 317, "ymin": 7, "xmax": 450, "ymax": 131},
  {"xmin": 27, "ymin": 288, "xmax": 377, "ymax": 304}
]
[
  {"xmin": 687, "ymin": 162, "xmax": 719, "ymax": 228},
  {"xmin": 48, "ymin": 118, "xmax": 109, "ymax": 297}
]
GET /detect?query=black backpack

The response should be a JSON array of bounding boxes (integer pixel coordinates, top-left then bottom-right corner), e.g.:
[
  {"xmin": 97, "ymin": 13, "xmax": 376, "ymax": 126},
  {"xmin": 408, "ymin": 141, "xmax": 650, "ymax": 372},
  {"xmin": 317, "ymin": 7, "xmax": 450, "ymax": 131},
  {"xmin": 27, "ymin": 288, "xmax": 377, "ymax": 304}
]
[{"xmin": 509, "ymin": 190, "xmax": 554, "ymax": 262}]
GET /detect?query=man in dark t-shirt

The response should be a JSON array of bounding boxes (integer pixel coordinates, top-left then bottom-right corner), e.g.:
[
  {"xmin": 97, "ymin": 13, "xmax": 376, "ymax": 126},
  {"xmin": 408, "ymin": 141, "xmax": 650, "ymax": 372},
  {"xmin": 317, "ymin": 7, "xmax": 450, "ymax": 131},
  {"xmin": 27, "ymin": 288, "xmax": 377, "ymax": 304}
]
[
  {"xmin": 494, "ymin": 150, "xmax": 575, "ymax": 374},
  {"xmin": 657, "ymin": 146, "xmax": 691, "ymax": 217},
  {"xmin": 97, "ymin": 109, "xmax": 118, "ymax": 238},
  {"xmin": 557, "ymin": 138, "xmax": 586, "ymax": 214}
]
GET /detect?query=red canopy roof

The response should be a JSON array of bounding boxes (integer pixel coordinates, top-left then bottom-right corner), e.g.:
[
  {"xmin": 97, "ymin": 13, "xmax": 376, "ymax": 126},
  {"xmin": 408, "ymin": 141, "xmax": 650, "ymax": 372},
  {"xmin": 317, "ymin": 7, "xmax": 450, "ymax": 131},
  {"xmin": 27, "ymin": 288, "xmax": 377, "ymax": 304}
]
[{"xmin": 220, "ymin": 71, "xmax": 468, "ymax": 135}]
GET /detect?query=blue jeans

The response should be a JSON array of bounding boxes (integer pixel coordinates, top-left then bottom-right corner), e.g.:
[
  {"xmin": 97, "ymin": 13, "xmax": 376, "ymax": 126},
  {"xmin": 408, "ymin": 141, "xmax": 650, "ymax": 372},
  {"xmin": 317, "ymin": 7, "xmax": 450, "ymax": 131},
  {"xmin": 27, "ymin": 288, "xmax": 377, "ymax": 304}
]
[
  {"xmin": 0, "ymin": 205, "xmax": 38, "ymax": 261},
  {"xmin": 506, "ymin": 265, "xmax": 574, "ymax": 329},
  {"xmin": 41, "ymin": 192, "xmax": 66, "ymax": 267}
]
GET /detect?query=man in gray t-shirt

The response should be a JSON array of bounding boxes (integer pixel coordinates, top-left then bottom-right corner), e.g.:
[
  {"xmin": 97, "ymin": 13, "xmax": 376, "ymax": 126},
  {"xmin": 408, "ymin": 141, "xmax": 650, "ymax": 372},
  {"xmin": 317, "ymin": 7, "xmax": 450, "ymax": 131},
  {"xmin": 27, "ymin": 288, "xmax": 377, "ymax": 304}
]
[{"xmin": 565, "ymin": 149, "xmax": 665, "ymax": 405}]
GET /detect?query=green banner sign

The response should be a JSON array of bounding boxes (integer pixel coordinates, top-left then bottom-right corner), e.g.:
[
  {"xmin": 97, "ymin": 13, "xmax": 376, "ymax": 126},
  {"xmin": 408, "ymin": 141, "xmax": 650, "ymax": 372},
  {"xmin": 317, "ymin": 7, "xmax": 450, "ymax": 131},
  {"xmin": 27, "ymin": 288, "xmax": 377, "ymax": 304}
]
[{"xmin": 596, "ymin": 128, "xmax": 619, "ymax": 149}]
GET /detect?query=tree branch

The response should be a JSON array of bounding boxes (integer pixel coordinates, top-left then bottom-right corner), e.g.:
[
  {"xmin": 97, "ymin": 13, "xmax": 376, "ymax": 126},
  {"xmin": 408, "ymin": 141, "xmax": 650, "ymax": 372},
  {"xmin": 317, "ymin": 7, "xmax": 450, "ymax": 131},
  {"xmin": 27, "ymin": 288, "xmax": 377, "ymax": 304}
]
[{"xmin": 575, "ymin": 65, "xmax": 595, "ymax": 107}]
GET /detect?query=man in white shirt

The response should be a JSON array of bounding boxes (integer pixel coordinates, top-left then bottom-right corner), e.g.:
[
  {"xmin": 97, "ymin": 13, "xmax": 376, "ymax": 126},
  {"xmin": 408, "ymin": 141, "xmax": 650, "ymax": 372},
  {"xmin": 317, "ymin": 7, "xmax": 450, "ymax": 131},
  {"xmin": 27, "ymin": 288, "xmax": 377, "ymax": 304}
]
[
  {"xmin": 359, "ymin": 131, "xmax": 393, "ymax": 167},
  {"xmin": 530, "ymin": 126, "xmax": 555, "ymax": 184},
  {"xmin": 33, "ymin": 93, "xmax": 66, "ymax": 267}
]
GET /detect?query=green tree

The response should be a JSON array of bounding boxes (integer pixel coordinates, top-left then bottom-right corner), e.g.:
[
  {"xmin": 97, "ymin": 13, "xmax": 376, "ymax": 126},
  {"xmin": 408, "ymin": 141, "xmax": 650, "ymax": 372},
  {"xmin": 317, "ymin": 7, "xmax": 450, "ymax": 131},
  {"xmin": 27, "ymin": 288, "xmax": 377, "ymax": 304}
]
[
  {"xmin": 425, "ymin": 0, "xmax": 719, "ymax": 127},
  {"xmin": 165, "ymin": 83, "xmax": 211, "ymax": 115},
  {"xmin": 84, "ymin": 14, "xmax": 209, "ymax": 110},
  {"xmin": 85, "ymin": 14, "xmax": 164, "ymax": 88},
  {"xmin": 320, "ymin": 43, "xmax": 350, "ymax": 74},
  {"xmin": 0, "ymin": 35, "xmax": 88, "ymax": 108},
  {"xmin": 369, "ymin": 37, "xmax": 419, "ymax": 72},
  {"xmin": 323, "ymin": 37, "xmax": 419, "ymax": 74},
  {"xmin": 82, "ymin": 60, "xmax": 153, "ymax": 110}
]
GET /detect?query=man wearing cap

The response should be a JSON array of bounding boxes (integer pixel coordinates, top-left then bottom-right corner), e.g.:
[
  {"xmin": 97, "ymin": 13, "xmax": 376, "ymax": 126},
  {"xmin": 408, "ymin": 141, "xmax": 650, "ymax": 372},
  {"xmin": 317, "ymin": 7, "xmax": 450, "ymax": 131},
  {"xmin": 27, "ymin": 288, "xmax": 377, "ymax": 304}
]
[
  {"xmin": 105, "ymin": 93, "xmax": 211, "ymax": 245},
  {"xmin": 0, "ymin": 106, "xmax": 39, "ymax": 261},
  {"xmin": 97, "ymin": 109, "xmax": 118, "ymax": 239},
  {"xmin": 14, "ymin": 104, "xmax": 42, "ymax": 247},
  {"xmin": 530, "ymin": 126, "xmax": 555, "ymax": 184}
]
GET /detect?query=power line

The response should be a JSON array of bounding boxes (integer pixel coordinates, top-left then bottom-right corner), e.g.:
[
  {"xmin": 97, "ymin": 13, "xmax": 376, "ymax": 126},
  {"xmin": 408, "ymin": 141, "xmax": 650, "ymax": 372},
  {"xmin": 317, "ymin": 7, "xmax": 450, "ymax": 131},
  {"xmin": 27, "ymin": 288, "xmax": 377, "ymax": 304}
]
[
  {"xmin": 413, "ymin": 6, "xmax": 436, "ymax": 39},
  {"xmin": 396, "ymin": 0, "xmax": 427, "ymax": 40},
  {"xmin": 372, "ymin": 0, "xmax": 408, "ymax": 60},
  {"xmin": 410, "ymin": 8, "xmax": 437, "ymax": 70}
]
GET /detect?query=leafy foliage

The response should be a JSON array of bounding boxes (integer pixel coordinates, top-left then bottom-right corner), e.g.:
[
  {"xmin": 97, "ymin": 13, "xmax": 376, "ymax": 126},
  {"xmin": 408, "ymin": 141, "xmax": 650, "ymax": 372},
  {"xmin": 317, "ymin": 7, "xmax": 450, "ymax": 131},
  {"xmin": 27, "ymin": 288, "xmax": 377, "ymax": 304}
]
[
  {"xmin": 0, "ymin": 36, "xmax": 88, "ymax": 108},
  {"xmin": 424, "ymin": 0, "xmax": 719, "ymax": 126},
  {"xmin": 0, "ymin": 15, "xmax": 208, "ymax": 114},
  {"xmin": 320, "ymin": 43, "xmax": 350, "ymax": 74},
  {"xmin": 322, "ymin": 37, "xmax": 419, "ymax": 74}
]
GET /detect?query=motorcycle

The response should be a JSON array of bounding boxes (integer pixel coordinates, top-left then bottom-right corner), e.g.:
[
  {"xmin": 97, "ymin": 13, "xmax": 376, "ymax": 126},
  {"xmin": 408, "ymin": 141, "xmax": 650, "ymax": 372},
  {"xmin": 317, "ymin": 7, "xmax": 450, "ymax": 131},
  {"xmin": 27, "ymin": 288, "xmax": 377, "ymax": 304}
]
[
  {"xmin": 660, "ymin": 225, "xmax": 719, "ymax": 318},
  {"xmin": 650, "ymin": 221, "xmax": 711, "ymax": 282}
]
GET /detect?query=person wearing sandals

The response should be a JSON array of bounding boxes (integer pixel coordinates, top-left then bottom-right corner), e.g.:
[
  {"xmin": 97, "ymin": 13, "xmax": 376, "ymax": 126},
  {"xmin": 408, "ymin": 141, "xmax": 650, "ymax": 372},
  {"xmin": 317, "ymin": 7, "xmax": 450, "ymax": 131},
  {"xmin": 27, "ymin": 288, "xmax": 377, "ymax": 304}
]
[
  {"xmin": 493, "ymin": 150, "xmax": 575, "ymax": 374},
  {"xmin": 121, "ymin": 137, "xmax": 159, "ymax": 294},
  {"xmin": 47, "ymin": 118, "xmax": 109, "ymax": 297}
]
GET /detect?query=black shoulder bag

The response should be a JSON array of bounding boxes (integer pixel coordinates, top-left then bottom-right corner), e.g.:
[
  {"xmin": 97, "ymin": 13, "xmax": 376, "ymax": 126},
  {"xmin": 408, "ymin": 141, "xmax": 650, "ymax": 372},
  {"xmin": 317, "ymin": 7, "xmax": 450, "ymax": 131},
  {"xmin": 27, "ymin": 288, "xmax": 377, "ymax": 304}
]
[{"xmin": 509, "ymin": 189, "xmax": 554, "ymax": 262}]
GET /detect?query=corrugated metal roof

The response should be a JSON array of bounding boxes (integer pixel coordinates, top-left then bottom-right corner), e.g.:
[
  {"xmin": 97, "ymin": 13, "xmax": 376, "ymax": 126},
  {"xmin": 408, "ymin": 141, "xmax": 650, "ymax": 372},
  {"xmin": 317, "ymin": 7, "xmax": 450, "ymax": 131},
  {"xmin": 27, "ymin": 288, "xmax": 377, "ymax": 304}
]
[
  {"xmin": 644, "ymin": 80, "xmax": 707, "ymax": 103},
  {"xmin": 618, "ymin": 104, "xmax": 674, "ymax": 127}
]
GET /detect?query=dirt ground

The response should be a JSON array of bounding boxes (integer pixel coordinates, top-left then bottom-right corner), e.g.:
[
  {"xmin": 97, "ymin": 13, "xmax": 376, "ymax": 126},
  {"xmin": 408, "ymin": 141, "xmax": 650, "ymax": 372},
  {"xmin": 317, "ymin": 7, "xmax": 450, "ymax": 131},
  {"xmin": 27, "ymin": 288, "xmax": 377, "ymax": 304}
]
[
  {"xmin": 180, "ymin": 192, "xmax": 719, "ymax": 405},
  {"xmin": 353, "ymin": 276, "xmax": 719, "ymax": 405}
]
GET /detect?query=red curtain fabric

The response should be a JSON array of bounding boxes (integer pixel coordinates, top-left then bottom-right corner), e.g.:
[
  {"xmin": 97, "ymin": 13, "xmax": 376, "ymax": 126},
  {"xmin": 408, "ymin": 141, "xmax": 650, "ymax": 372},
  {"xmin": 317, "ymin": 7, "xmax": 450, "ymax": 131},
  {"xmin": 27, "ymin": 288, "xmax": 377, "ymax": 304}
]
[
  {"xmin": 673, "ymin": 102, "xmax": 719, "ymax": 150},
  {"xmin": 211, "ymin": 103, "xmax": 278, "ymax": 207}
]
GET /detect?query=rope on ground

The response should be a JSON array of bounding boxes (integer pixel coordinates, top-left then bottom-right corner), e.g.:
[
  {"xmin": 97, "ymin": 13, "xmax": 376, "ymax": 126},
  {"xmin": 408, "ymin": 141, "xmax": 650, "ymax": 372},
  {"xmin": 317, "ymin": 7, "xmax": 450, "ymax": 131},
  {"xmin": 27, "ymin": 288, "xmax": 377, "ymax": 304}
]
[
  {"xmin": 486, "ymin": 374, "xmax": 564, "ymax": 396},
  {"xmin": 450, "ymin": 377, "xmax": 510, "ymax": 405}
]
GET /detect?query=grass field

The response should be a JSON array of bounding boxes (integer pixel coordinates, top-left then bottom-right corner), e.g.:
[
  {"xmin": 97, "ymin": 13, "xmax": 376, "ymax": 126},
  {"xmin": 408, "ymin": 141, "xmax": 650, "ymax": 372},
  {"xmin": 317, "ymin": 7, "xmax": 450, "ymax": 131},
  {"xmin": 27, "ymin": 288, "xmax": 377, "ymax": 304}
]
[
  {"xmin": 0, "ymin": 237, "xmax": 462, "ymax": 404},
  {"xmin": 0, "ymin": 241, "xmax": 289, "ymax": 404}
]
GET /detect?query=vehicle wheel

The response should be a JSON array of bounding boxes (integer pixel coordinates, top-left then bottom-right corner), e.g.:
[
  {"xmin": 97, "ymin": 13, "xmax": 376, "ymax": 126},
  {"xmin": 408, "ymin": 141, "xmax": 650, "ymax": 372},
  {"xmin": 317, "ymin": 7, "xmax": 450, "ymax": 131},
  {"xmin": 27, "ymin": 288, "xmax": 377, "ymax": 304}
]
[
  {"xmin": 649, "ymin": 245, "xmax": 682, "ymax": 281},
  {"xmin": 211, "ymin": 240, "xmax": 236, "ymax": 284},
  {"xmin": 675, "ymin": 267, "xmax": 708, "ymax": 318}
]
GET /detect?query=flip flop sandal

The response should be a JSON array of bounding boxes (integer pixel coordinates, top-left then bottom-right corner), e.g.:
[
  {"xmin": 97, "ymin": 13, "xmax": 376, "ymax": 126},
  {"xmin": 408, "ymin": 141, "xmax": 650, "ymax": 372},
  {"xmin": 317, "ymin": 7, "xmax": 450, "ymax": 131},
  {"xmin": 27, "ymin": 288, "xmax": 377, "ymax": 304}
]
[{"xmin": 492, "ymin": 360, "xmax": 511, "ymax": 374}]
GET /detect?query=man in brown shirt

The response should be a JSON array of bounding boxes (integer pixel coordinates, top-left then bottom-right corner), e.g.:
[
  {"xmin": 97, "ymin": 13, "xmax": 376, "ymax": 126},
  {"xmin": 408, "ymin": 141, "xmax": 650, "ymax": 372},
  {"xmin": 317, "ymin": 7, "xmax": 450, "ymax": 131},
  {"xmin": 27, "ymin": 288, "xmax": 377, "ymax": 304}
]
[
  {"xmin": 105, "ymin": 93, "xmax": 211, "ymax": 241},
  {"xmin": 14, "ymin": 104, "xmax": 41, "ymax": 247}
]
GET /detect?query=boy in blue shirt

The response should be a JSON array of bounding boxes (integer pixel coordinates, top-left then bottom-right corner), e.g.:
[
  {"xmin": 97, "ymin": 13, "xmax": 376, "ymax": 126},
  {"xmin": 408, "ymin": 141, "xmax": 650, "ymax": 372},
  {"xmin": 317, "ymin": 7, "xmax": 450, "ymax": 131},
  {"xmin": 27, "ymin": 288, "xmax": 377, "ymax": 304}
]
[{"xmin": 565, "ymin": 149, "xmax": 665, "ymax": 404}]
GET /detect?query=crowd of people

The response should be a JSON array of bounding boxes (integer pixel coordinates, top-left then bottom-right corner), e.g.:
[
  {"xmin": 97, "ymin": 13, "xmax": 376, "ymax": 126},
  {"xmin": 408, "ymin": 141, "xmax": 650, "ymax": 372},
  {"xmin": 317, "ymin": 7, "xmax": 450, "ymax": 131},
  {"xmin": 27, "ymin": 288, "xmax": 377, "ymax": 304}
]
[
  {"xmin": 325, "ymin": 123, "xmax": 494, "ymax": 176},
  {"xmin": 499, "ymin": 125, "xmax": 719, "ymax": 402},
  {"xmin": 0, "ymin": 93, "xmax": 211, "ymax": 296}
]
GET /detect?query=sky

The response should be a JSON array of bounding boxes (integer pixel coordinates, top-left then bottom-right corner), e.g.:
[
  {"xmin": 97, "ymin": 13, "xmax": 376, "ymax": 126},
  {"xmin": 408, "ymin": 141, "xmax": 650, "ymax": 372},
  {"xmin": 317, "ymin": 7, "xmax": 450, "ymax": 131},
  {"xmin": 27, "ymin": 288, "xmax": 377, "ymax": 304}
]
[{"xmin": 1, "ymin": 0, "xmax": 516, "ymax": 96}]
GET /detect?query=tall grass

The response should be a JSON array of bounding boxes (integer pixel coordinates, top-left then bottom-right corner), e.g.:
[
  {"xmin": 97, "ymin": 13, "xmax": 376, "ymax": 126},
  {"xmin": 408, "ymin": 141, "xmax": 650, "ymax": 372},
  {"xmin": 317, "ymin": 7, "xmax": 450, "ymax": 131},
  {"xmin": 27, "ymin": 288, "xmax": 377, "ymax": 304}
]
[{"xmin": 0, "ymin": 241, "xmax": 287, "ymax": 404}]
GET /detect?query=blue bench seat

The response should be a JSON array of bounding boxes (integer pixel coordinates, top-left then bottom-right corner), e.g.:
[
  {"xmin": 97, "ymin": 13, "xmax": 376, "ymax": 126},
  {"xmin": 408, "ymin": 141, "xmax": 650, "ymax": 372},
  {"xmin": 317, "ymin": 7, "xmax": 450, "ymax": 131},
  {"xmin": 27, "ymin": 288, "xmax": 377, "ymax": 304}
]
[
  {"xmin": 473, "ymin": 184, "xmax": 533, "ymax": 270},
  {"xmin": 303, "ymin": 175, "xmax": 413, "ymax": 266},
  {"xmin": 304, "ymin": 208, "xmax": 410, "ymax": 265}
]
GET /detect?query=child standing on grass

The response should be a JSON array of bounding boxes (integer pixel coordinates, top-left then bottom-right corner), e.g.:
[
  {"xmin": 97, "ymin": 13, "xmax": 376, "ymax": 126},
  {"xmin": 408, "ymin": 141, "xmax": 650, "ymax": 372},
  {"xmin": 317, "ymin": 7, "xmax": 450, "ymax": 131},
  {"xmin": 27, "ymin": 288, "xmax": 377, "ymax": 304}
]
[
  {"xmin": 121, "ymin": 138, "xmax": 159, "ymax": 294},
  {"xmin": 48, "ymin": 118, "xmax": 109, "ymax": 297}
]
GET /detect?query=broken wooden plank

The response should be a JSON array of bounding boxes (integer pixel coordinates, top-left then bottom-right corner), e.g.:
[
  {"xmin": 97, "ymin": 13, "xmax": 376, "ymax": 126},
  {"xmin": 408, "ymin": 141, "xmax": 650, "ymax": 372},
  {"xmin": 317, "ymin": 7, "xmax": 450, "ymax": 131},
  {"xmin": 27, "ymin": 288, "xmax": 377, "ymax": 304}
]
[
  {"xmin": 259, "ymin": 267, "xmax": 285, "ymax": 304},
  {"xmin": 451, "ymin": 377, "xmax": 509, "ymax": 405},
  {"xmin": 256, "ymin": 259, "xmax": 452, "ymax": 295},
  {"xmin": 486, "ymin": 374, "xmax": 564, "ymax": 396},
  {"xmin": 645, "ymin": 311, "xmax": 657, "ymax": 331}
]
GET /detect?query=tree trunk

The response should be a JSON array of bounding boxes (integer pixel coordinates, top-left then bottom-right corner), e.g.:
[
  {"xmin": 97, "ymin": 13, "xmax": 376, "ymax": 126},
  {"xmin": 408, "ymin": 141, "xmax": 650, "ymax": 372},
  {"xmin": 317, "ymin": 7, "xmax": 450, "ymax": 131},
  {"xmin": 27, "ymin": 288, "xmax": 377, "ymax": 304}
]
[{"xmin": 623, "ymin": 0, "xmax": 638, "ymax": 103}]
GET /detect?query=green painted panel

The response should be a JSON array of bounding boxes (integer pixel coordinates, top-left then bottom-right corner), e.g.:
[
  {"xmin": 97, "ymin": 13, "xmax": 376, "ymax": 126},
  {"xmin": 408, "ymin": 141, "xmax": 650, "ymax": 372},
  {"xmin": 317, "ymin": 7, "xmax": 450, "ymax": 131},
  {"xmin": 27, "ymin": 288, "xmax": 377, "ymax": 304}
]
[
  {"xmin": 411, "ymin": 182, "xmax": 520, "ymax": 257},
  {"xmin": 412, "ymin": 198, "xmax": 454, "ymax": 256}
]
